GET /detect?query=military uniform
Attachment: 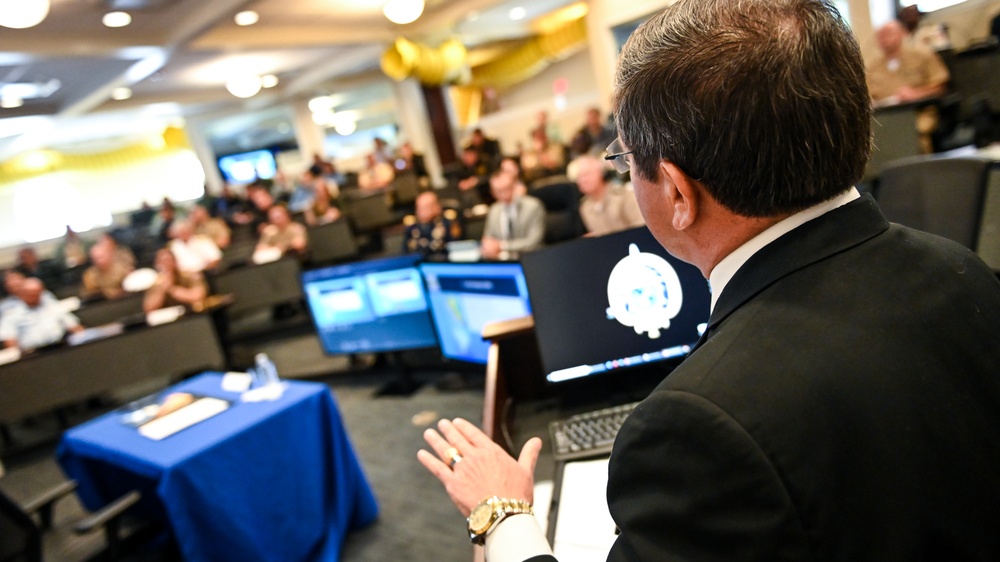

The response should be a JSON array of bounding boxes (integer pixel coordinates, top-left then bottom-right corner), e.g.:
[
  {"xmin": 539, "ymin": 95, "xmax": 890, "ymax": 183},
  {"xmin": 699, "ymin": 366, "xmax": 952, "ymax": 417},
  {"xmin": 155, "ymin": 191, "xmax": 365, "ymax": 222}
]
[{"xmin": 404, "ymin": 216, "xmax": 463, "ymax": 258}]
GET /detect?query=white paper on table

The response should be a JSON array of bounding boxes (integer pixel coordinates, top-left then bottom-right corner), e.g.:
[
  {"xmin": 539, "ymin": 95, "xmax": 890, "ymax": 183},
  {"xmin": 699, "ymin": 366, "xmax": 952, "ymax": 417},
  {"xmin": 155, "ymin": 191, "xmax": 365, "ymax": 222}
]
[
  {"xmin": 533, "ymin": 480, "xmax": 554, "ymax": 536},
  {"xmin": 552, "ymin": 457, "xmax": 617, "ymax": 562},
  {"xmin": 221, "ymin": 372, "xmax": 253, "ymax": 392},
  {"xmin": 138, "ymin": 397, "xmax": 229, "ymax": 441}
]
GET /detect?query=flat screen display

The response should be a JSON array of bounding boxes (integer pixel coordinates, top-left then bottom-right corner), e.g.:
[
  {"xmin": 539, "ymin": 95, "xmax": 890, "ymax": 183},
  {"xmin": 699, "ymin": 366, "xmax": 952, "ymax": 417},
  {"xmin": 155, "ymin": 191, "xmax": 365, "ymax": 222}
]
[
  {"xmin": 218, "ymin": 150, "xmax": 278, "ymax": 183},
  {"xmin": 302, "ymin": 255, "xmax": 438, "ymax": 354},
  {"xmin": 420, "ymin": 262, "xmax": 532, "ymax": 364},
  {"xmin": 520, "ymin": 226, "xmax": 711, "ymax": 384}
]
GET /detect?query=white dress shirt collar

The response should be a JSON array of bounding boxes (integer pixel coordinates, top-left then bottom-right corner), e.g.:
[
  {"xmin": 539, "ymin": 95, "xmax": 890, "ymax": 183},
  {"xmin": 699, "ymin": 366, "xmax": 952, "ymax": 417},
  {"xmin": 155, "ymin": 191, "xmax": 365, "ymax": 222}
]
[{"xmin": 708, "ymin": 188, "xmax": 861, "ymax": 312}]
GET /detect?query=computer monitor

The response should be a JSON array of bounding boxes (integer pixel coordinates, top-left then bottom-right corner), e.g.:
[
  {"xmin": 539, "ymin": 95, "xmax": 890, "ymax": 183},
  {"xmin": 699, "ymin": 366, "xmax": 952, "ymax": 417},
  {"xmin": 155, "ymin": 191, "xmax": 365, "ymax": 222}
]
[
  {"xmin": 520, "ymin": 226, "xmax": 711, "ymax": 385},
  {"xmin": 420, "ymin": 262, "xmax": 533, "ymax": 365},
  {"xmin": 302, "ymin": 255, "xmax": 438, "ymax": 355}
]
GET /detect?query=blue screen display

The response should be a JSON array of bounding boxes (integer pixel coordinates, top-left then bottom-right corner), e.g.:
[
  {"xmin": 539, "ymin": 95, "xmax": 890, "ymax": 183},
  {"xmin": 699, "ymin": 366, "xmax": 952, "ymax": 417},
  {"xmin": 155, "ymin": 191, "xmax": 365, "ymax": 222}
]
[
  {"xmin": 302, "ymin": 255, "xmax": 438, "ymax": 354},
  {"xmin": 420, "ymin": 262, "xmax": 532, "ymax": 364},
  {"xmin": 218, "ymin": 150, "xmax": 278, "ymax": 183}
]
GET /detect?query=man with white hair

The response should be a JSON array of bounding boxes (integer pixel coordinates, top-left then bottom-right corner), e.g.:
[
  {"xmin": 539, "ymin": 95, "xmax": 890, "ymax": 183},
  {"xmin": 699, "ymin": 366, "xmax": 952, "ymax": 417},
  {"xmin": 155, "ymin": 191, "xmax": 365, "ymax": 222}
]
[
  {"xmin": 575, "ymin": 155, "xmax": 644, "ymax": 236},
  {"xmin": 2, "ymin": 278, "xmax": 83, "ymax": 351}
]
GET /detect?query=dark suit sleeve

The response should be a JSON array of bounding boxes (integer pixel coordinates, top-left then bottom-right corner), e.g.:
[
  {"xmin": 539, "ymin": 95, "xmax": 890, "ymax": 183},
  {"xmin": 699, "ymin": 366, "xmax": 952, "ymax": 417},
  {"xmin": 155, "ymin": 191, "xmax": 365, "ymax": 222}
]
[{"xmin": 606, "ymin": 390, "xmax": 809, "ymax": 562}]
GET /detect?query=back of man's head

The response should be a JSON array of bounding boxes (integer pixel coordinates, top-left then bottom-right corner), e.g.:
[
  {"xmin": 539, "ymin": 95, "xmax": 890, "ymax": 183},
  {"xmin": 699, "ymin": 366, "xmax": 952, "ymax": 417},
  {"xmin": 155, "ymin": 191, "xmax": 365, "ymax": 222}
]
[{"xmin": 614, "ymin": 0, "xmax": 871, "ymax": 218}]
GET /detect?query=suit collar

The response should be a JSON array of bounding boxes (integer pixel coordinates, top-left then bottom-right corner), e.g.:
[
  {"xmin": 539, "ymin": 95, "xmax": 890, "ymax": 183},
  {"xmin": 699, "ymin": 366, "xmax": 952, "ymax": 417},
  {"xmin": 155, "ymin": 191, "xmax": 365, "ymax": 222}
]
[{"xmin": 693, "ymin": 194, "xmax": 888, "ymax": 349}]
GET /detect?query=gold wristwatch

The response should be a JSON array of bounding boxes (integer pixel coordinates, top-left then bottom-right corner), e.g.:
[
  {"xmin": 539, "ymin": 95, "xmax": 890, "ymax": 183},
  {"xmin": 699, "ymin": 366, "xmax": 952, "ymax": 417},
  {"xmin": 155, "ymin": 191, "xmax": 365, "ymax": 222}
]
[{"xmin": 467, "ymin": 496, "xmax": 533, "ymax": 545}]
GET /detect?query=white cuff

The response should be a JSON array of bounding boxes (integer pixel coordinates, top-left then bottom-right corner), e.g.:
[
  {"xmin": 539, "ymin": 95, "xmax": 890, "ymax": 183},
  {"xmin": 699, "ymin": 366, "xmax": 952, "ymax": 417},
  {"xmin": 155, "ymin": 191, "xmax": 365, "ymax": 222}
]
[{"xmin": 485, "ymin": 513, "xmax": 553, "ymax": 562}]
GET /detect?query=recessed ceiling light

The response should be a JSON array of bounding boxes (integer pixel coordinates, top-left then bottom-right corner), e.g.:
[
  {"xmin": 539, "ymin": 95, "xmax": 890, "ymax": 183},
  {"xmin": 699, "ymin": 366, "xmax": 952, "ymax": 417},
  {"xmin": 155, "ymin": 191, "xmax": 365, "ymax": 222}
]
[
  {"xmin": 226, "ymin": 75, "xmax": 263, "ymax": 99},
  {"xmin": 234, "ymin": 10, "xmax": 259, "ymax": 26},
  {"xmin": 111, "ymin": 87, "xmax": 132, "ymax": 101},
  {"xmin": 508, "ymin": 6, "xmax": 527, "ymax": 21},
  {"xmin": 383, "ymin": 0, "xmax": 425, "ymax": 25},
  {"xmin": 308, "ymin": 95, "xmax": 335, "ymax": 113},
  {"xmin": 1, "ymin": 96, "xmax": 25, "ymax": 109},
  {"xmin": 0, "ymin": 0, "xmax": 50, "ymax": 29},
  {"xmin": 103, "ymin": 11, "xmax": 132, "ymax": 28},
  {"xmin": 261, "ymin": 74, "xmax": 279, "ymax": 89}
]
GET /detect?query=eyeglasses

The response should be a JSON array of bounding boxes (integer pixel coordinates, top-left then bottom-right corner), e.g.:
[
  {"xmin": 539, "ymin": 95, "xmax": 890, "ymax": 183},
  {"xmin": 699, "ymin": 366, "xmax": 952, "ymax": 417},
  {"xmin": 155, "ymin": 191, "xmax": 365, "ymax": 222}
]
[{"xmin": 604, "ymin": 138, "xmax": 633, "ymax": 174}]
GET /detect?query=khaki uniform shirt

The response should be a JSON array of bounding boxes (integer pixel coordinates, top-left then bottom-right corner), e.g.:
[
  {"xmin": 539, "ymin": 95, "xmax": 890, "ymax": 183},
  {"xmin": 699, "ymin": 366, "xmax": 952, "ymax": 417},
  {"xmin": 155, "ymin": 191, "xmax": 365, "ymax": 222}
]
[
  {"xmin": 580, "ymin": 185, "xmax": 646, "ymax": 236},
  {"xmin": 867, "ymin": 44, "xmax": 949, "ymax": 103},
  {"xmin": 81, "ymin": 261, "xmax": 132, "ymax": 300}
]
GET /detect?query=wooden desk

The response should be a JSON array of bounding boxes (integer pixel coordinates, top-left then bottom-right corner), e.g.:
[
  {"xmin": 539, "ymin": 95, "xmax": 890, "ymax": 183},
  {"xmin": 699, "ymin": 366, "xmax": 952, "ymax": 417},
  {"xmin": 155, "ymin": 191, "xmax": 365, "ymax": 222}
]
[
  {"xmin": 0, "ymin": 314, "xmax": 225, "ymax": 424},
  {"xmin": 481, "ymin": 316, "xmax": 547, "ymax": 447}
]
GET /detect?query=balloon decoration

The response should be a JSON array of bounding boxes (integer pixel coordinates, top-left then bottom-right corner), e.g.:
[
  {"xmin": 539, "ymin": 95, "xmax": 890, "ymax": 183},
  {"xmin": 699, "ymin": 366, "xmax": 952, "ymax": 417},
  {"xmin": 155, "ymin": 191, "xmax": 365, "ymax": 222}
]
[
  {"xmin": 0, "ymin": 127, "xmax": 191, "ymax": 183},
  {"xmin": 380, "ymin": 15, "xmax": 587, "ymax": 89}
]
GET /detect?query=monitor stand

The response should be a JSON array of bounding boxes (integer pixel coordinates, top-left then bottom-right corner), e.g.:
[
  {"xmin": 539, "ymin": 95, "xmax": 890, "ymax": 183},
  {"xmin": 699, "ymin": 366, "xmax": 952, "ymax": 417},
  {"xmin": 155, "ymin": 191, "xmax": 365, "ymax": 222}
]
[{"xmin": 373, "ymin": 351, "xmax": 423, "ymax": 397}]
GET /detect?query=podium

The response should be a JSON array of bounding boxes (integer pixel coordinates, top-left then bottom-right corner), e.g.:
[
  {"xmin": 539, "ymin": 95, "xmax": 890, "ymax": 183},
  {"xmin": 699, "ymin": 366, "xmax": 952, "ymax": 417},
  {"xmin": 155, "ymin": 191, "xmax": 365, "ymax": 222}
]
[{"xmin": 481, "ymin": 315, "xmax": 548, "ymax": 447}]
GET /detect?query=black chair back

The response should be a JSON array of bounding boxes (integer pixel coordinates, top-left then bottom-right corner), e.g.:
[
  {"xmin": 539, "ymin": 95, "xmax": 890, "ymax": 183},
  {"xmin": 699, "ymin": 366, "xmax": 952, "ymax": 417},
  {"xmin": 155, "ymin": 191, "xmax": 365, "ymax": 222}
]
[
  {"xmin": 306, "ymin": 219, "xmax": 360, "ymax": 266},
  {"xmin": 0, "ymin": 489, "xmax": 41, "ymax": 562},
  {"xmin": 530, "ymin": 182, "xmax": 583, "ymax": 244},
  {"xmin": 875, "ymin": 156, "xmax": 991, "ymax": 251},
  {"xmin": 343, "ymin": 192, "xmax": 397, "ymax": 232}
]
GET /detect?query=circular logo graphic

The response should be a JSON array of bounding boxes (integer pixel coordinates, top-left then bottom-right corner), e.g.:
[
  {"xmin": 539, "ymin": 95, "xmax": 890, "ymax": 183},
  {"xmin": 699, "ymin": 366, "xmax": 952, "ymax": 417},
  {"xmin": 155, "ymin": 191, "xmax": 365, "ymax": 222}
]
[{"xmin": 606, "ymin": 243, "xmax": 683, "ymax": 339}]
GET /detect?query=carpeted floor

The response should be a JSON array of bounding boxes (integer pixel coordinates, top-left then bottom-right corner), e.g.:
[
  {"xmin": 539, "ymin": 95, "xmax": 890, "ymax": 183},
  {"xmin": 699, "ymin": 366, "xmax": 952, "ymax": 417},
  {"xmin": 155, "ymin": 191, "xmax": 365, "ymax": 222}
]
[{"xmin": 0, "ymin": 335, "xmax": 491, "ymax": 562}]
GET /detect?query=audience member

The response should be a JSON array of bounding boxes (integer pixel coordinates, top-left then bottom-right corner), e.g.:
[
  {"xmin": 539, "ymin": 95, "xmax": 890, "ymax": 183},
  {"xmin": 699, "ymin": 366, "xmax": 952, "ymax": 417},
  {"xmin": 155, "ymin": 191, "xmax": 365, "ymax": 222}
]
[
  {"xmin": 574, "ymin": 107, "xmax": 616, "ymax": 156},
  {"xmin": 255, "ymin": 204, "xmax": 308, "ymax": 260},
  {"xmin": 481, "ymin": 170, "xmax": 545, "ymax": 260},
  {"xmin": 1, "ymin": 270, "xmax": 27, "ymax": 315},
  {"xmin": 81, "ymin": 243, "xmax": 133, "ymax": 300},
  {"xmin": 304, "ymin": 181, "xmax": 342, "ymax": 226},
  {"xmin": 530, "ymin": 110, "xmax": 562, "ymax": 144},
  {"xmin": 456, "ymin": 147, "xmax": 491, "ymax": 204},
  {"xmin": 575, "ymin": 155, "xmax": 645, "ymax": 236},
  {"xmin": 499, "ymin": 157, "xmax": 528, "ymax": 198},
  {"xmin": 466, "ymin": 129, "xmax": 502, "ymax": 172},
  {"xmin": 898, "ymin": 5, "xmax": 950, "ymax": 51},
  {"xmin": 520, "ymin": 129, "xmax": 566, "ymax": 184},
  {"xmin": 867, "ymin": 19, "xmax": 949, "ymax": 153},
  {"xmin": 150, "ymin": 199, "xmax": 177, "ymax": 244},
  {"xmin": 190, "ymin": 204, "xmax": 231, "ymax": 249},
  {"xmin": 169, "ymin": 220, "xmax": 222, "ymax": 273},
  {"xmin": 372, "ymin": 137, "xmax": 393, "ymax": 164},
  {"xmin": 143, "ymin": 248, "xmax": 209, "ymax": 313},
  {"xmin": 54, "ymin": 226, "xmax": 91, "ymax": 269},
  {"xmin": 418, "ymin": 1, "xmax": 1000, "ymax": 560},
  {"xmin": 396, "ymin": 142, "xmax": 429, "ymax": 180},
  {"xmin": 208, "ymin": 184, "xmax": 246, "ymax": 223},
  {"xmin": 1, "ymin": 278, "xmax": 83, "ymax": 351},
  {"xmin": 286, "ymin": 168, "xmax": 317, "ymax": 213},
  {"xmin": 235, "ymin": 182, "xmax": 276, "ymax": 234},
  {"xmin": 96, "ymin": 233, "xmax": 135, "ymax": 270},
  {"xmin": 358, "ymin": 154, "xmax": 395, "ymax": 191},
  {"xmin": 404, "ymin": 191, "xmax": 463, "ymax": 258},
  {"xmin": 14, "ymin": 247, "xmax": 62, "ymax": 290}
]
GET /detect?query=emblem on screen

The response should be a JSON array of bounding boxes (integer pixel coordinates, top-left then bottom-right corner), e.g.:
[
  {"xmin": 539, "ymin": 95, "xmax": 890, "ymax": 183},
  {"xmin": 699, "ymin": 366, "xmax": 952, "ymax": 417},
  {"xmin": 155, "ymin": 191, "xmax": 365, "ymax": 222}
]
[{"xmin": 606, "ymin": 243, "xmax": 683, "ymax": 339}]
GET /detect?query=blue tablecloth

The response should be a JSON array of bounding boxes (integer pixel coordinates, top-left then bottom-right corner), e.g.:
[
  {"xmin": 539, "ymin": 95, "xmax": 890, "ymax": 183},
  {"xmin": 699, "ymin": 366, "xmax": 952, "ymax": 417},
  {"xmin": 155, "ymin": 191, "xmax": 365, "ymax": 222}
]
[{"xmin": 57, "ymin": 373, "xmax": 379, "ymax": 562}]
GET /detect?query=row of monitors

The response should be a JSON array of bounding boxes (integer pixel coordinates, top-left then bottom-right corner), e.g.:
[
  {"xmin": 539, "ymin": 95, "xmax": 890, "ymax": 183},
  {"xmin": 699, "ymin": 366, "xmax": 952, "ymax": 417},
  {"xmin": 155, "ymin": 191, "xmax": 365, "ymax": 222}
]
[{"xmin": 300, "ymin": 226, "xmax": 712, "ymax": 387}]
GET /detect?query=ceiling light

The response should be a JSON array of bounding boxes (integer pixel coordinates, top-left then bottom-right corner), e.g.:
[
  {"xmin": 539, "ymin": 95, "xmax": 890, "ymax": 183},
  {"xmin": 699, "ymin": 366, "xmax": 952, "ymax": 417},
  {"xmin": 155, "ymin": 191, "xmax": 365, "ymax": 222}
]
[
  {"xmin": 234, "ymin": 10, "xmax": 259, "ymax": 26},
  {"xmin": 0, "ymin": 0, "xmax": 50, "ymax": 29},
  {"xmin": 312, "ymin": 110, "xmax": 336, "ymax": 127},
  {"xmin": 308, "ymin": 96, "xmax": 335, "ymax": 113},
  {"xmin": 226, "ymin": 75, "xmax": 263, "ymax": 98},
  {"xmin": 111, "ymin": 87, "xmax": 132, "ymax": 101},
  {"xmin": 383, "ymin": 0, "xmax": 425, "ymax": 25},
  {"xmin": 509, "ymin": 6, "xmax": 527, "ymax": 21},
  {"xmin": 334, "ymin": 119, "xmax": 357, "ymax": 136},
  {"xmin": 1, "ymin": 96, "xmax": 25, "ymax": 109},
  {"xmin": 261, "ymin": 74, "xmax": 279, "ymax": 89},
  {"xmin": 103, "ymin": 11, "xmax": 132, "ymax": 28}
]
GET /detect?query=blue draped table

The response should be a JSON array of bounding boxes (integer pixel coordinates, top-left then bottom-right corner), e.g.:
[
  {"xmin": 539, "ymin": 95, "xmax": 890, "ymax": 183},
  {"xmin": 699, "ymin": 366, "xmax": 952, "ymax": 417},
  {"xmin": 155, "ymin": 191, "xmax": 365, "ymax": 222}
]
[{"xmin": 58, "ymin": 373, "xmax": 379, "ymax": 562}]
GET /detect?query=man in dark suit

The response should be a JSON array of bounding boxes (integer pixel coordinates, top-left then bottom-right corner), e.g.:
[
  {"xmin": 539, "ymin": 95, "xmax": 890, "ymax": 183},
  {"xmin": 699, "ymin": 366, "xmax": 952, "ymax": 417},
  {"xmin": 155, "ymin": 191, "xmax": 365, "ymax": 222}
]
[{"xmin": 417, "ymin": 0, "xmax": 1000, "ymax": 560}]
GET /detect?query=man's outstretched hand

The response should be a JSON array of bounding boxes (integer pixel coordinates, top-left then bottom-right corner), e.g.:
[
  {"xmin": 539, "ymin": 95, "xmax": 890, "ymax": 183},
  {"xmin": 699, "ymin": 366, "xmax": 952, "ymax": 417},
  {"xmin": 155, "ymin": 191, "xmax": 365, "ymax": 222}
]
[{"xmin": 418, "ymin": 417, "xmax": 542, "ymax": 516}]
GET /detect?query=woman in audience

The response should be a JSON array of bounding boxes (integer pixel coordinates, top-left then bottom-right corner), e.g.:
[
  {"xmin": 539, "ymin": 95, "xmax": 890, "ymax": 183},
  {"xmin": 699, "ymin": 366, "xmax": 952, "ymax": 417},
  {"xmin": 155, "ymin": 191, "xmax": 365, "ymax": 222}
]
[
  {"xmin": 254, "ymin": 204, "xmax": 308, "ymax": 262},
  {"xmin": 143, "ymin": 248, "xmax": 208, "ymax": 313},
  {"xmin": 304, "ymin": 182, "xmax": 342, "ymax": 226}
]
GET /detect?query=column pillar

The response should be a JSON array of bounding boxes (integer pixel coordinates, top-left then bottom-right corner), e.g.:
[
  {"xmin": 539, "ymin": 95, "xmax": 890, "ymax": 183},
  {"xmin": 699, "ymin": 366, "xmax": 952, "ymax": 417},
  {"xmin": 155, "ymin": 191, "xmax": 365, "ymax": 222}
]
[
  {"xmin": 184, "ymin": 119, "xmax": 224, "ymax": 195},
  {"xmin": 291, "ymin": 100, "xmax": 329, "ymax": 163},
  {"xmin": 392, "ymin": 78, "xmax": 450, "ymax": 187}
]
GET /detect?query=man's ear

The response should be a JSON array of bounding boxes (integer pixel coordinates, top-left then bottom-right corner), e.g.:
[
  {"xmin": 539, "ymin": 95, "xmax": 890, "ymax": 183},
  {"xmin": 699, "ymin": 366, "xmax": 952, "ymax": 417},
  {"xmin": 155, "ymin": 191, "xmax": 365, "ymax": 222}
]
[{"xmin": 659, "ymin": 161, "xmax": 699, "ymax": 231}]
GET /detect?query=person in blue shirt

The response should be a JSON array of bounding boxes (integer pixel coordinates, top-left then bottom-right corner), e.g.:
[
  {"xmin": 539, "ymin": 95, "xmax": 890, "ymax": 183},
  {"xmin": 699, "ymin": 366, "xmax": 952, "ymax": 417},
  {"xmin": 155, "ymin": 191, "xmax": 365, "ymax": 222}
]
[{"xmin": 1, "ymin": 278, "xmax": 83, "ymax": 352}]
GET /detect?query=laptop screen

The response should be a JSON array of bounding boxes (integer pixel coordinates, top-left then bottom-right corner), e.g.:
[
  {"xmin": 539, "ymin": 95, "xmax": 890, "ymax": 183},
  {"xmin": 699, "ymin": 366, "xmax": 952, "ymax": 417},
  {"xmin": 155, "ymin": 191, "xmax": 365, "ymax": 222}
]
[{"xmin": 521, "ymin": 226, "xmax": 711, "ymax": 384}]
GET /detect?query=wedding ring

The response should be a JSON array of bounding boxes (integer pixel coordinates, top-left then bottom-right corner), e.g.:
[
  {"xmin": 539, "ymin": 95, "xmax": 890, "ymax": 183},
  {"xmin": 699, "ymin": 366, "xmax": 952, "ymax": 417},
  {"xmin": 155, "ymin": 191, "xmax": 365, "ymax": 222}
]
[{"xmin": 445, "ymin": 446, "xmax": 463, "ymax": 468}]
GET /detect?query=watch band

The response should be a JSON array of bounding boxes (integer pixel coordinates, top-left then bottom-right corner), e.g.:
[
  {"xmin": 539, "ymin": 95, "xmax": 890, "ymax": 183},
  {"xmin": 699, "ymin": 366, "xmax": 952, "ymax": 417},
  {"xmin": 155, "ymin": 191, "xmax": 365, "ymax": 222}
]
[{"xmin": 468, "ymin": 496, "xmax": 533, "ymax": 545}]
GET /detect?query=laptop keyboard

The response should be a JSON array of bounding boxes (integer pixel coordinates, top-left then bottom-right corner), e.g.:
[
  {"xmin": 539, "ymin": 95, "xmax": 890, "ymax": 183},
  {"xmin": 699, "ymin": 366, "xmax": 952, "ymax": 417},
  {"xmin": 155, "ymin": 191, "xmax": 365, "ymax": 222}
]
[{"xmin": 549, "ymin": 401, "xmax": 640, "ymax": 461}]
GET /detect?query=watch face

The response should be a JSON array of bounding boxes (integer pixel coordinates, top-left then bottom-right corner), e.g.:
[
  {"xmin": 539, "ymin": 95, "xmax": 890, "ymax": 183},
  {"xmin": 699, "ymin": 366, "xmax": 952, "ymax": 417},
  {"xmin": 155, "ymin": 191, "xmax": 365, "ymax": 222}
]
[{"xmin": 469, "ymin": 503, "xmax": 494, "ymax": 532}]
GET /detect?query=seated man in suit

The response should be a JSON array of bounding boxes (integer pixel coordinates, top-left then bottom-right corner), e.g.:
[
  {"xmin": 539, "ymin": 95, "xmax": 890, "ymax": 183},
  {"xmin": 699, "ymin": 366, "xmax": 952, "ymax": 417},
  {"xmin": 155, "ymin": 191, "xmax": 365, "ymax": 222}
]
[
  {"xmin": 1, "ymin": 278, "xmax": 84, "ymax": 351},
  {"xmin": 418, "ymin": 0, "xmax": 1000, "ymax": 560},
  {"xmin": 480, "ymin": 170, "xmax": 545, "ymax": 261}
]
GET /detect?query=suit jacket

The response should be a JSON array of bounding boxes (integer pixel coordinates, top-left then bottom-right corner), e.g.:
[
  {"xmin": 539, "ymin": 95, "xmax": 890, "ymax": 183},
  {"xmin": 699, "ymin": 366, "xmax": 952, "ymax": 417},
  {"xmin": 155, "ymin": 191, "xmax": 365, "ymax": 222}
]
[
  {"xmin": 604, "ymin": 195, "xmax": 1000, "ymax": 560},
  {"xmin": 484, "ymin": 196, "xmax": 546, "ymax": 255}
]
